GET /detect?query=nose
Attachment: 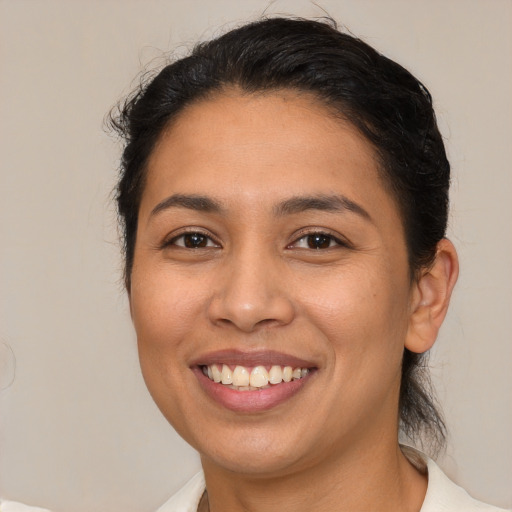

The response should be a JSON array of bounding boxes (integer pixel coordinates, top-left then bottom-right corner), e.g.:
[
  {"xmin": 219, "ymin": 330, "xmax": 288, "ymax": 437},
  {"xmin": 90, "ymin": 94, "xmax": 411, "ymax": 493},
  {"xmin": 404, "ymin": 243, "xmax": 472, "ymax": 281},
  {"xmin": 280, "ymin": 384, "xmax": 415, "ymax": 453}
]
[{"xmin": 207, "ymin": 251, "xmax": 295, "ymax": 333}]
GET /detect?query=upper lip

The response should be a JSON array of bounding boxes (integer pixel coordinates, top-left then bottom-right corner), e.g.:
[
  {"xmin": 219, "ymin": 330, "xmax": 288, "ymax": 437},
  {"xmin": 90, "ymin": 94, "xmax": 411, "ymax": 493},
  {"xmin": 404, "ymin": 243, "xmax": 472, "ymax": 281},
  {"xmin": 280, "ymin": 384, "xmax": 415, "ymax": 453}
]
[{"xmin": 190, "ymin": 349, "xmax": 317, "ymax": 369}]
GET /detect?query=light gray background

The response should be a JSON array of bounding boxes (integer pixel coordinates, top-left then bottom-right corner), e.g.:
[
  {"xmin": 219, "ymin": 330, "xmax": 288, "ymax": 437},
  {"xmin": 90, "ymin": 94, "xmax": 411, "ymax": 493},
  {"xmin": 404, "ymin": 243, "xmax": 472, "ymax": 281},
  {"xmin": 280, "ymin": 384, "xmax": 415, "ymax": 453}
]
[{"xmin": 0, "ymin": 1, "xmax": 511, "ymax": 511}]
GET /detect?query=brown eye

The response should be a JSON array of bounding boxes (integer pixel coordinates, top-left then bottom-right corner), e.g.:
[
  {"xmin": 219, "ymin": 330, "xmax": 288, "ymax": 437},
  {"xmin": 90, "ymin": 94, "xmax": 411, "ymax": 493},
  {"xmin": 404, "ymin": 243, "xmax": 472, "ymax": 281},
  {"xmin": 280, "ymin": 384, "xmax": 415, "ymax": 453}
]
[
  {"xmin": 183, "ymin": 233, "xmax": 208, "ymax": 248},
  {"xmin": 290, "ymin": 231, "xmax": 346, "ymax": 250},
  {"xmin": 169, "ymin": 232, "xmax": 219, "ymax": 249},
  {"xmin": 306, "ymin": 234, "xmax": 332, "ymax": 249}
]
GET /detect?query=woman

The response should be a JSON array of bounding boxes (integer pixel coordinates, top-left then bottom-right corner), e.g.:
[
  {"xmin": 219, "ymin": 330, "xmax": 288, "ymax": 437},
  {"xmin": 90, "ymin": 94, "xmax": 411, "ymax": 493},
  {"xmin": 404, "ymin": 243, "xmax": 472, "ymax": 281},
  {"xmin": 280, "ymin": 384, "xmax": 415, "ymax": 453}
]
[{"xmin": 112, "ymin": 17, "xmax": 504, "ymax": 512}]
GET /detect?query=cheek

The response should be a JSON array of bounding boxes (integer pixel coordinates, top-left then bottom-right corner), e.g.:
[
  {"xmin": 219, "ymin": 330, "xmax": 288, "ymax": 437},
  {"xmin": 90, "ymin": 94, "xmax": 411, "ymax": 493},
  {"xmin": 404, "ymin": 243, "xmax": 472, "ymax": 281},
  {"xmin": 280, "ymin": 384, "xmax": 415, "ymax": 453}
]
[
  {"xmin": 129, "ymin": 266, "xmax": 210, "ymax": 427},
  {"xmin": 288, "ymin": 264, "xmax": 410, "ymax": 435},
  {"xmin": 130, "ymin": 266, "xmax": 207, "ymax": 360},
  {"xmin": 298, "ymin": 263, "xmax": 410, "ymax": 360}
]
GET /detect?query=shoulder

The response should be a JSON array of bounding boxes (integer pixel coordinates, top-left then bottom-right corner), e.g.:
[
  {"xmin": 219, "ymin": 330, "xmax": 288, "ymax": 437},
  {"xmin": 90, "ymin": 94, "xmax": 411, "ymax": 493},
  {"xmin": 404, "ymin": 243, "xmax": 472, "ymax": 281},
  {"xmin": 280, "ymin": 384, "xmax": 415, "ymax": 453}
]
[
  {"xmin": 0, "ymin": 501, "xmax": 52, "ymax": 512},
  {"xmin": 154, "ymin": 472, "xmax": 206, "ymax": 512},
  {"xmin": 420, "ymin": 456, "xmax": 510, "ymax": 512}
]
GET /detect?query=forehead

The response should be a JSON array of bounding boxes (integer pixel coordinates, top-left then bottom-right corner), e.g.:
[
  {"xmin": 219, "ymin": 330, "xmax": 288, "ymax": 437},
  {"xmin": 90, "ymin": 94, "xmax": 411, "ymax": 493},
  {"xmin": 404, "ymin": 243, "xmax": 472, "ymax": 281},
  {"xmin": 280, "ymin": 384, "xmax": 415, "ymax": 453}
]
[{"xmin": 141, "ymin": 89, "xmax": 397, "ymax": 222}]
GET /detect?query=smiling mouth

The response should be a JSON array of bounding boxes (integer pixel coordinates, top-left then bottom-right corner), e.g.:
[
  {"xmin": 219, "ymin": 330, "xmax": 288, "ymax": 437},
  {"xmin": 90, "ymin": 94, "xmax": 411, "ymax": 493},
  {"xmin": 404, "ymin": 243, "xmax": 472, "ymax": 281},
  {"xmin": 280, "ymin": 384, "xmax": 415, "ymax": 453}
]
[
  {"xmin": 192, "ymin": 350, "xmax": 317, "ymax": 411},
  {"xmin": 200, "ymin": 364, "xmax": 311, "ymax": 391}
]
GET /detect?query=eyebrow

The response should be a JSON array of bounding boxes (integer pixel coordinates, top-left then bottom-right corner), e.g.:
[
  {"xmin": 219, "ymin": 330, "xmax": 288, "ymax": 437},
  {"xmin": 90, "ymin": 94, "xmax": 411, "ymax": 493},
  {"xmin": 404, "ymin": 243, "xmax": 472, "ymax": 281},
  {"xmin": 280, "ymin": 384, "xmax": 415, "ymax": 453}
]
[
  {"xmin": 150, "ymin": 194, "xmax": 225, "ymax": 217},
  {"xmin": 274, "ymin": 194, "xmax": 372, "ymax": 221},
  {"xmin": 149, "ymin": 192, "xmax": 371, "ymax": 222}
]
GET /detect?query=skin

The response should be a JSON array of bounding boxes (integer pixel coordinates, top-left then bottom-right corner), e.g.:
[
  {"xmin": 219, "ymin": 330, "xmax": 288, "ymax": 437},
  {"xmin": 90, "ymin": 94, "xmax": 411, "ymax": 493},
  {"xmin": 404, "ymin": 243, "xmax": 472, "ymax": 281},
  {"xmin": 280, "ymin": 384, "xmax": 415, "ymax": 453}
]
[{"xmin": 129, "ymin": 89, "xmax": 458, "ymax": 512}]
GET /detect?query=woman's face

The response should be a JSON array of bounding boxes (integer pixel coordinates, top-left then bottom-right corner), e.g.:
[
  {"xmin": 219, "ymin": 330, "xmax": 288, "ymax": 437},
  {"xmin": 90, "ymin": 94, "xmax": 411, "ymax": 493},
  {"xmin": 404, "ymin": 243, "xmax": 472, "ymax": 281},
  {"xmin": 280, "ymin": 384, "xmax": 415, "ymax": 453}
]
[{"xmin": 130, "ymin": 90, "xmax": 415, "ymax": 476}]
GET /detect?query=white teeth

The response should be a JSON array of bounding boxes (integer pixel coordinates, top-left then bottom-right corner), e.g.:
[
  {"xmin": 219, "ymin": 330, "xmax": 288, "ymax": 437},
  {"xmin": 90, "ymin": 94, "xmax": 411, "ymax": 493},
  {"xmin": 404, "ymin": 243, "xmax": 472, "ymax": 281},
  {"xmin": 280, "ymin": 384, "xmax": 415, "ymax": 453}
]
[
  {"xmin": 204, "ymin": 364, "xmax": 311, "ymax": 388},
  {"xmin": 282, "ymin": 366, "xmax": 293, "ymax": 382},
  {"xmin": 211, "ymin": 364, "xmax": 222, "ymax": 383},
  {"xmin": 250, "ymin": 366, "xmax": 269, "ymax": 388},
  {"xmin": 268, "ymin": 365, "xmax": 283, "ymax": 384},
  {"xmin": 221, "ymin": 364, "xmax": 233, "ymax": 385},
  {"xmin": 232, "ymin": 365, "xmax": 250, "ymax": 387}
]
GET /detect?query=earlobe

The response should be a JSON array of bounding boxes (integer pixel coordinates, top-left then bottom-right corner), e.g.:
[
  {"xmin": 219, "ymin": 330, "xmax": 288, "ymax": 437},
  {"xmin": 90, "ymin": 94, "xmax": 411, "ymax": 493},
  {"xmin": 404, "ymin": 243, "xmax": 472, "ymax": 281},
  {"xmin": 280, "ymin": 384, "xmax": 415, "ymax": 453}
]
[{"xmin": 405, "ymin": 239, "xmax": 459, "ymax": 354}]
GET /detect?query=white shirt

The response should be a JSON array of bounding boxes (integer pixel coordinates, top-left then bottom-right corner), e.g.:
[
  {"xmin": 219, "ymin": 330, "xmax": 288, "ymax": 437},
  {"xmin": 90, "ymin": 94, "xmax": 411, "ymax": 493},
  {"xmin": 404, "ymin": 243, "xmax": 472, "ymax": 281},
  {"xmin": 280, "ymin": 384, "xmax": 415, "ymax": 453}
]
[{"xmin": 0, "ymin": 502, "xmax": 51, "ymax": 512}]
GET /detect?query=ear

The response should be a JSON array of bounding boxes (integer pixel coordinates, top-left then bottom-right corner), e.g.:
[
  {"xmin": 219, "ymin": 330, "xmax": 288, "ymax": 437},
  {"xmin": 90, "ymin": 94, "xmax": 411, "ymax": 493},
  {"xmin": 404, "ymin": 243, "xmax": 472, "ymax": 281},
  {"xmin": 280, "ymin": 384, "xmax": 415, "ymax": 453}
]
[{"xmin": 405, "ymin": 238, "xmax": 459, "ymax": 354}]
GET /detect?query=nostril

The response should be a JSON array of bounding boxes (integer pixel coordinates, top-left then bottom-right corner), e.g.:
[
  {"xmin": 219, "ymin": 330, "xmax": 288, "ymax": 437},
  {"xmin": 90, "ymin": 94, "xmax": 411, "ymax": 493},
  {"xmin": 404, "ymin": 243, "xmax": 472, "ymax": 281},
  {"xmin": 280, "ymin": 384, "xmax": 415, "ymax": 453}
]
[
  {"xmin": 215, "ymin": 315, "xmax": 291, "ymax": 333},
  {"xmin": 254, "ymin": 318, "xmax": 284, "ymax": 328}
]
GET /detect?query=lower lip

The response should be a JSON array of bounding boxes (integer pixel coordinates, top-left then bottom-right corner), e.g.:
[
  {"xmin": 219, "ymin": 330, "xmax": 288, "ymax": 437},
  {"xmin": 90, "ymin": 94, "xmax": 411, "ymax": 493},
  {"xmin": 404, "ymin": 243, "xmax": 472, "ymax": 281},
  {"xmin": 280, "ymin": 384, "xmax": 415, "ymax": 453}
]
[{"xmin": 192, "ymin": 367, "xmax": 314, "ymax": 413}]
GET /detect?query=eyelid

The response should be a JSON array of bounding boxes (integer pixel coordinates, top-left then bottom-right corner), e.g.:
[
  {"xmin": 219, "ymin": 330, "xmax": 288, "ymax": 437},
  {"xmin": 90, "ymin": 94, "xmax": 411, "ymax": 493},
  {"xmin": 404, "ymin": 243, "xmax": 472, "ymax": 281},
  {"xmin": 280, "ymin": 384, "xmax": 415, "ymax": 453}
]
[
  {"xmin": 287, "ymin": 228, "xmax": 352, "ymax": 249},
  {"xmin": 161, "ymin": 227, "xmax": 221, "ymax": 249}
]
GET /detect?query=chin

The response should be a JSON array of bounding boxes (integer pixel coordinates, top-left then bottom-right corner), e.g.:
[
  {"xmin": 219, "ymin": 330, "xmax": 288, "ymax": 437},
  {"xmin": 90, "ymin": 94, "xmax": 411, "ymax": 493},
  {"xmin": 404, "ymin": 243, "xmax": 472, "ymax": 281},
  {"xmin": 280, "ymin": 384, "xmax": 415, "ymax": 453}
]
[
  {"xmin": 184, "ymin": 419, "xmax": 324, "ymax": 478},
  {"xmin": 200, "ymin": 446, "xmax": 306, "ymax": 478}
]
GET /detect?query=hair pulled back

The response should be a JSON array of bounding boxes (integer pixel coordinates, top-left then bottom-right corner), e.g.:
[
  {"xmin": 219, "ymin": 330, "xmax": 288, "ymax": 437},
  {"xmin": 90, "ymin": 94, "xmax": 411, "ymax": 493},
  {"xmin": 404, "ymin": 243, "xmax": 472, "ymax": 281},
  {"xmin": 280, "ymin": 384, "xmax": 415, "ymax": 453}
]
[{"xmin": 110, "ymin": 17, "xmax": 450, "ymax": 453}]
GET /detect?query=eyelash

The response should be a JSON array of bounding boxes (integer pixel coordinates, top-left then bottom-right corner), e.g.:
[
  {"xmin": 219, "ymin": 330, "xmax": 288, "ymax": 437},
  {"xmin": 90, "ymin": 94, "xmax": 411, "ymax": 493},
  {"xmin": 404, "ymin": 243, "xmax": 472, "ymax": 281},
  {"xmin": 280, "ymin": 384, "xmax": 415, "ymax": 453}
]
[
  {"xmin": 162, "ymin": 229, "xmax": 221, "ymax": 250},
  {"xmin": 162, "ymin": 228, "xmax": 350, "ymax": 251},
  {"xmin": 288, "ymin": 229, "xmax": 350, "ymax": 250}
]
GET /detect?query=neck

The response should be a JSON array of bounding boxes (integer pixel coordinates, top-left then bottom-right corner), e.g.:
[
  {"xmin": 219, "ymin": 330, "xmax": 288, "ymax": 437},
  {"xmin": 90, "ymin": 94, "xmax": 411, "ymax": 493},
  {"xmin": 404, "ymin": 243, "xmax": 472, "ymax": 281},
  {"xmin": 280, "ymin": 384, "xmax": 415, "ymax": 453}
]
[{"xmin": 201, "ymin": 439, "xmax": 427, "ymax": 512}]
